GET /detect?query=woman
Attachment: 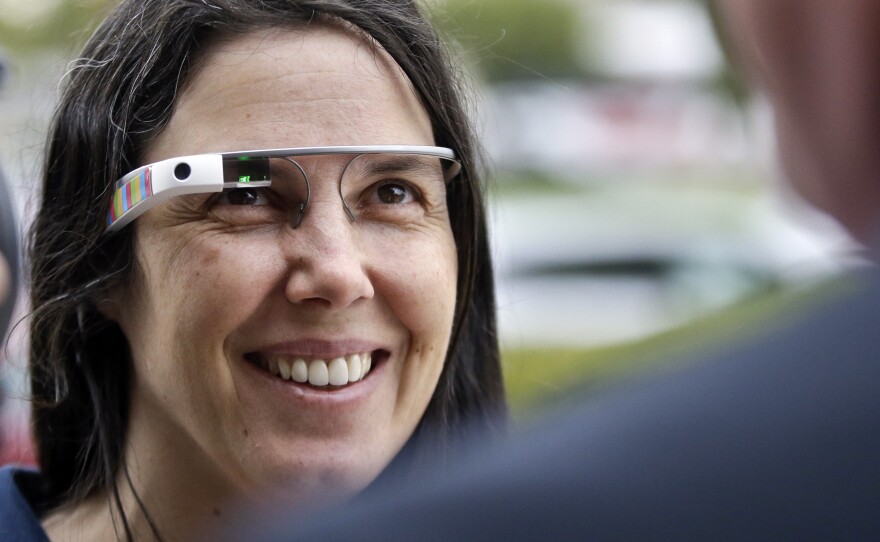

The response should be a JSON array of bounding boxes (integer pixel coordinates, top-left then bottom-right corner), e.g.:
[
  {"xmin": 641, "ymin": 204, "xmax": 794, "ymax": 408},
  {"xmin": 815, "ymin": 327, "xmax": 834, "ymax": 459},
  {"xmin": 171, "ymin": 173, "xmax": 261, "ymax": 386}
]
[{"xmin": 3, "ymin": 1, "xmax": 506, "ymax": 540}]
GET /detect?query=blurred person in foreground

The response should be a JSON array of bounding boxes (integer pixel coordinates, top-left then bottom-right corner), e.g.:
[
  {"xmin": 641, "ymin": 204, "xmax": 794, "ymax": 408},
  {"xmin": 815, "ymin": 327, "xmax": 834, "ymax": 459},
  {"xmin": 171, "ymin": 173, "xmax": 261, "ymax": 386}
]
[
  {"xmin": 1, "ymin": 159, "xmax": 20, "ymax": 478},
  {"xmin": 0, "ymin": 164, "xmax": 17, "ymax": 471},
  {"xmin": 0, "ymin": 53, "xmax": 17, "ymax": 341},
  {"xmin": 0, "ymin": 159, "xmax": 17, "ymax": 343},
  {"xmin": 0, "ymin": 168, "xmax": 17, "ymax": 343},
  {"xmin": 248, "ymin": 0, "xmax": 880, "ymax": 540},
  {"xmin": 0, "ymin": 1, "xmax": 507, "ymax": 541},
  {"xmin": 0, "ymin": 53, "xmax": 22, "ymax": 468}
]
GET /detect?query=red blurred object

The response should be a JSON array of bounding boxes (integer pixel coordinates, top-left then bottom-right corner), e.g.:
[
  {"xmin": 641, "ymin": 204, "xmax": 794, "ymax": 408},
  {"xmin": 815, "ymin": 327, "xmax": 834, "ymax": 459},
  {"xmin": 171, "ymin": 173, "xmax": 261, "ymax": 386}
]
[{"xmin": 0, "ymin": 408, "xmax": 35, "ymax": 467}]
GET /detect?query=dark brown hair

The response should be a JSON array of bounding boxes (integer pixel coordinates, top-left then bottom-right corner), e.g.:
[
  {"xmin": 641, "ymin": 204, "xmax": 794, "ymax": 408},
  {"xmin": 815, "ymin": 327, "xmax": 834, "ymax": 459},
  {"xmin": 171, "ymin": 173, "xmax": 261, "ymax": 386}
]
[{"xmin": 28, "ymin": 0, "xmax": 505, "ymax": 537}]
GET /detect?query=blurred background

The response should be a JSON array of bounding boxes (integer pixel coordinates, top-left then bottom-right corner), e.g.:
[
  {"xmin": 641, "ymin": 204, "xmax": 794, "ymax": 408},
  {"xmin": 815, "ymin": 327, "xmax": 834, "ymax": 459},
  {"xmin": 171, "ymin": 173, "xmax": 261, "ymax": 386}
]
[{"xmin": 0, "ymin": 0, "xmax": 865, "ymax": 462}]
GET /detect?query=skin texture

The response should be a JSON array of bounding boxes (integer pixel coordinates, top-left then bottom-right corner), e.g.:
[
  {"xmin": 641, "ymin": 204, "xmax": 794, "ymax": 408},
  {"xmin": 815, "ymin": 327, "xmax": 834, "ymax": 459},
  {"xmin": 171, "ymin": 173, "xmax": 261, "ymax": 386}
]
[
  {"xmin": 717, "ymin": 0, "xmax": 880, "ymax": 242},
  {"xmin": 43, "ymin": 26, "xmax": 457, "ymax": 541}
]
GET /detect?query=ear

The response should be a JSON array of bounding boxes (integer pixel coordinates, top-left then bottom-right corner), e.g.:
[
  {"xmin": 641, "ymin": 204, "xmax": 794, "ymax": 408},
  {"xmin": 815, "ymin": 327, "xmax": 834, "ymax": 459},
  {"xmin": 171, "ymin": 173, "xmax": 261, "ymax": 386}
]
[
  {"xmin": 0, "ymin": 255, "xmax": 9, "ymax": 306},
  {"xmin": 96, "ymin": 291, "xmax": 125, "ymax": 324}
]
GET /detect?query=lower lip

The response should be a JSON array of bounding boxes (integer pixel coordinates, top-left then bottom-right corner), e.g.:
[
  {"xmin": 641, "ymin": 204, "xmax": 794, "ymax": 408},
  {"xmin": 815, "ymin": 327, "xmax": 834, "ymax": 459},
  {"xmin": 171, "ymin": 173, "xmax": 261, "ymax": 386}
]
[{"xmin": 238, "ymin": 354, "xmax": 385, "ymax": 407}]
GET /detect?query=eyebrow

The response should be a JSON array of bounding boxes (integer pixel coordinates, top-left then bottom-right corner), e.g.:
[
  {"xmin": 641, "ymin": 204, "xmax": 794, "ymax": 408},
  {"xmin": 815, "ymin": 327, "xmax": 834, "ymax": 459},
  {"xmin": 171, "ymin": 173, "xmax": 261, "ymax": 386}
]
[{"xmin": 357, "ymin": 155, "xmax": 446, "ymax": 179}]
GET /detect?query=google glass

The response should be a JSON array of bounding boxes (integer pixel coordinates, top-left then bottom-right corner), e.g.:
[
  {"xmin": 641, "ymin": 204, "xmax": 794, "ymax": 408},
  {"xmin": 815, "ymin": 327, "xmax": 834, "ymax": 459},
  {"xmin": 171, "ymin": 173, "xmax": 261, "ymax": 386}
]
[{"xmin": 106, "ymin": 145, "xmax": 461, "ymax": 233}]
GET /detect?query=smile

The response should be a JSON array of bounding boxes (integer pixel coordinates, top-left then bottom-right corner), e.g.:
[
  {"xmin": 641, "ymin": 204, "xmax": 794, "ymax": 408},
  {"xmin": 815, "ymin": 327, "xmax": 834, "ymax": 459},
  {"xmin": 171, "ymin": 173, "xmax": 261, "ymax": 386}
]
[{"xmin": 247, "ymin": 352, "xmax": 376, "ymax": 388}]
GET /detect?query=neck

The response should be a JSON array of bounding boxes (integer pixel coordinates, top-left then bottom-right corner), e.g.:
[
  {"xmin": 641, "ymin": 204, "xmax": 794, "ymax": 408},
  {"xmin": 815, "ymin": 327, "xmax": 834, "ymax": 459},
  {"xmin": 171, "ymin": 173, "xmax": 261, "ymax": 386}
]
[
  {"xmin": 42, "ymin": 397, "xmax": 251, "ymax": 542},
  {"xmin": 42, "ymin": 476, "xmax": 239, "ymax": 542}
]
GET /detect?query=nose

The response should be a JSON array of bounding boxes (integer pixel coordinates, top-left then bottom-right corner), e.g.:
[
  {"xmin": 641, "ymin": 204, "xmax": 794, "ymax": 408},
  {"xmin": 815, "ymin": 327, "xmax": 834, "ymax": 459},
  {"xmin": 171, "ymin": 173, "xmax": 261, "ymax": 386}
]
[{"xmin": 280, "ymin": 196, "xmax": 375, "ymax": 311}]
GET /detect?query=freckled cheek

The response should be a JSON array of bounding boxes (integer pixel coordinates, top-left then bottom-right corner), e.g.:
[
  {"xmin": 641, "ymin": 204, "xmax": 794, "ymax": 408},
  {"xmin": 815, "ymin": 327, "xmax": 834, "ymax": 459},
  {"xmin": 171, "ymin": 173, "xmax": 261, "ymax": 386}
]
[
  {"xmin": 156, "ymin": 236, "xmax": 286, "ymax": 332},
  {"xmin": 368, "ymin": 231, "xmax": 457, "ymax": 335},
  {"xmin": 369, "ymin": 232, "xmax": 456, "ymax": 425},
  {"xmin": 134, "ymin": 237, "xmax": 286, "ymax": 408}
]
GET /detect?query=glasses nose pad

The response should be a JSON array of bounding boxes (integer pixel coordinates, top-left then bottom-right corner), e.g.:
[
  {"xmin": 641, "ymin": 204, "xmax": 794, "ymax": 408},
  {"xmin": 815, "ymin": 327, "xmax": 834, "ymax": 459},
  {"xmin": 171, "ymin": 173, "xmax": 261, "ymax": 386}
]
[
  {"xmin": 270, "ymin": 157, "xmax": 310, "ymax": 230},
  {"xmin": 340, "ymin": 198, "xmax": 357, "ymax": 223},
  {"xmin": 338, "ymin": 154, "xmax": 363, "ymax": 223},
  {"xmin": 290, "ymin": 202, "xmax": 307, "ymax": 229}
]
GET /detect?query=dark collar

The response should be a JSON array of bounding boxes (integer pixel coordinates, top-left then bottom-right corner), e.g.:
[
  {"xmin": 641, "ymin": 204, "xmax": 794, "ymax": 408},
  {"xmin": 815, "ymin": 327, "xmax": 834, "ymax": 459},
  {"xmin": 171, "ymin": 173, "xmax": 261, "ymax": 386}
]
[{"xmin": 0, "ymin": 466, "xmax": 51, "ymax": 542}]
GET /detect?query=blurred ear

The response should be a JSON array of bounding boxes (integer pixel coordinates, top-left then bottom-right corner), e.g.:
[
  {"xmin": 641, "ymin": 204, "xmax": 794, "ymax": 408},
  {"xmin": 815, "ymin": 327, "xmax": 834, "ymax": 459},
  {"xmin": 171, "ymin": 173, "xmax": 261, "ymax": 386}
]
[
  {"xmin": 97, "ymin": 299, "xmax": 115, "ymax": 320},
  {"xmin": 0, "ymin": 255, "xmax": 8, "ymax": 305},
  {"xmin": 0, "ymin": 255, "xmax": 10, "ymax": 338},
  {"xmin": 96, "ymin": 288, "xmax": 126, "ymax": 324},
  {"xmin": 95, "ymin": 242, "xmax": 144, "ymax": 325}
]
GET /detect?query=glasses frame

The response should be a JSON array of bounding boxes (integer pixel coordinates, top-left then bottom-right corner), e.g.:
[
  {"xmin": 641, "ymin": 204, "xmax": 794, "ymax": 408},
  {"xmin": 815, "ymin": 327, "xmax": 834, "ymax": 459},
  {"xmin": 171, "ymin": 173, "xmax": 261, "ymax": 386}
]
[{"xmin": 105, "ymin": 145, "xmax": 461, "ymax": 233}]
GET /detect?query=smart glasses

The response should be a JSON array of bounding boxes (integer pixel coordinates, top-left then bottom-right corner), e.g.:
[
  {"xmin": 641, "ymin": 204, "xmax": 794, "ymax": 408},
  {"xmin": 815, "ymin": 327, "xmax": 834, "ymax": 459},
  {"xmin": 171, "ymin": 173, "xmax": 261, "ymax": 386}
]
[{"xmin": 106, "ymin": 145, "xmax": 461, "ymax": 233}]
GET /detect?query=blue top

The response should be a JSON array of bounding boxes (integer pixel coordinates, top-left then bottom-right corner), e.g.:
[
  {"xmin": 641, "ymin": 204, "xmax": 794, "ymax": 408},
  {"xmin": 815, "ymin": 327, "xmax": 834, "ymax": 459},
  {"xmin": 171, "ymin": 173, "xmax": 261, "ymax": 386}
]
[{"xmin": 0, "ymin": 466, "xmax": 50, "ymax": 542}]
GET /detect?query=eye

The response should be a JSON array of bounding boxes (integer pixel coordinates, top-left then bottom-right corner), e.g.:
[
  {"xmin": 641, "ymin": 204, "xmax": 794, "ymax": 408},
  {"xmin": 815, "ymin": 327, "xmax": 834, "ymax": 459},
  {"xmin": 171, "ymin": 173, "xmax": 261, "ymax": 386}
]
[
  {"xmin": 375, "ymin": 182, "xmax": 415, "ymax": 205},
  {"xmin": 218, "ymin": 187, "xmax": 269, "ymax": 206},
  {"xmin": 205, "ymin": 185, "xmax": 288, "ymax": 228}
]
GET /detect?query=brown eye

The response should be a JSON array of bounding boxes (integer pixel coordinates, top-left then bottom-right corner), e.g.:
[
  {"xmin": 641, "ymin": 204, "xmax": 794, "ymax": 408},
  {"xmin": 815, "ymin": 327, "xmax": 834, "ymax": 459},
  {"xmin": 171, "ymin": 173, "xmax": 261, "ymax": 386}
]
[
  {"xmin": 223, "ymin": 188, "xmax": 262, "ymax": 205},
  {"xmin": 376, "ymin": 183, "xmax": 410, "ymax": 204}
]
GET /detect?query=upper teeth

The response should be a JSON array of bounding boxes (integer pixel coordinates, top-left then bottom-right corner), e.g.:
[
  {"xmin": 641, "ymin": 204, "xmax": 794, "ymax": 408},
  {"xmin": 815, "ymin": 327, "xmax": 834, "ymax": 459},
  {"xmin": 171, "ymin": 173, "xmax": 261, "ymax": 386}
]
[{"xmin": 266, "ymin": 353, "xmax": 373, "ymax": 387}]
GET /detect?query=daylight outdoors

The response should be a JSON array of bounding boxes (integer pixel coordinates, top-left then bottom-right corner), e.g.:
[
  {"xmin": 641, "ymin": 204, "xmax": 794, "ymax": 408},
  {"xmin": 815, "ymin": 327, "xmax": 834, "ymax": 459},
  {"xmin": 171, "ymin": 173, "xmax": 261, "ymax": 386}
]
[{"xmin": 0, "ymin": 0, "xmax": 862, "ymax": 463}]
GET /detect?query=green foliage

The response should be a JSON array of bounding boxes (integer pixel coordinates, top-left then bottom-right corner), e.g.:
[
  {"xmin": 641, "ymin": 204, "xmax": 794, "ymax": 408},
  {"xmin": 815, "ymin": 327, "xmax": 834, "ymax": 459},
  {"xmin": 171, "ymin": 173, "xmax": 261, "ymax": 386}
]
[
  {"xmin": 0, "ymin": 0, "xmax": 111, "ymax": 54},
  {"xmin": 696, "ymin": 0, "xmax": 751, "ymax": 106},
  {"xmin": 431, "ymin": 0, "xmax": 586, "ymax": 82}
]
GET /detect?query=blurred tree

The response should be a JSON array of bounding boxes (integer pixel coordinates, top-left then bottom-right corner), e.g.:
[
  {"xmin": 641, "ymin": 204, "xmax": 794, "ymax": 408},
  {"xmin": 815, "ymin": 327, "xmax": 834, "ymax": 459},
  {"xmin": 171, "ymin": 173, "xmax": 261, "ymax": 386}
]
[
  {"xmin": 695, "ymin": 0, "xmax": 750, "ymax": 106},
  {"xmin": 431, "ymin": 0, "xmax": 589, "ymax": 82},
  {"xmin": 0, "ymin": 0, "xmax": 111, "ymax": 53}
]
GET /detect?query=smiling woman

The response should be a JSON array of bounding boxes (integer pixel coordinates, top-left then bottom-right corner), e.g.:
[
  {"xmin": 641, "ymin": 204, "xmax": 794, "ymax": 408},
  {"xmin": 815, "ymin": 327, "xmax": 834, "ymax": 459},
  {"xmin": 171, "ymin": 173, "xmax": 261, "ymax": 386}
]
[{"xmin": 7, "ymin": 1, "xmax": 506, "ymax": 541}]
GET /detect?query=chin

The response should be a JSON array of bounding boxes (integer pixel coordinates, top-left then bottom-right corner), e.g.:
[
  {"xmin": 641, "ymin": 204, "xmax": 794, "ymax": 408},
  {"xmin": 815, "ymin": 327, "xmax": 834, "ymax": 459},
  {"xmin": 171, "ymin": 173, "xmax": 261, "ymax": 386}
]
[{"xmin": 241, "ymin": 446, "xmax": 385, "ymax": 507}]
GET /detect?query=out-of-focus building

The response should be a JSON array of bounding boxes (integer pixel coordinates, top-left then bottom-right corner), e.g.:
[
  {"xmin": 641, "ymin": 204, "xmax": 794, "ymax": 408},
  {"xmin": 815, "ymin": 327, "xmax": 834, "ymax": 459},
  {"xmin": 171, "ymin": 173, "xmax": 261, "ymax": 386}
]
[{"xmin": 435, "ymin": 0, "xmax": 862, "ymax": 347}]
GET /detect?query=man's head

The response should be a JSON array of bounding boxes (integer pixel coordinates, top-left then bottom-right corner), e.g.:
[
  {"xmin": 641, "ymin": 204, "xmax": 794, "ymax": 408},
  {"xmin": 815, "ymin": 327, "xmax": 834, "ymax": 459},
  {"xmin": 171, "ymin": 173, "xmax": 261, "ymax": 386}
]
[{"xmin": 717, "ymin": 0, "xmax": 880, "ymax": 242}]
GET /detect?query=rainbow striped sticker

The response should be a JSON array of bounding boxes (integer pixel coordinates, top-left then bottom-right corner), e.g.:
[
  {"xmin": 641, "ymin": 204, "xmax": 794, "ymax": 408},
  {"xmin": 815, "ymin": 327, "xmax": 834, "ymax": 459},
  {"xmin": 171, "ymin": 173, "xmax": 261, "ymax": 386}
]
[{"xmin": 107, "ymin": 167, "xmax": 153, "ymax": 227}]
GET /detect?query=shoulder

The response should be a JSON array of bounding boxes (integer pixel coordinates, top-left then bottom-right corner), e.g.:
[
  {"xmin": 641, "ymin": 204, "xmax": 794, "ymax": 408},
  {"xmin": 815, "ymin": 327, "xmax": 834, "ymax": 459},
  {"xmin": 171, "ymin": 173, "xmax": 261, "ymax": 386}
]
[{"xmin": 0, "ymin": 466, "xmax": 51, "ymax": 542}]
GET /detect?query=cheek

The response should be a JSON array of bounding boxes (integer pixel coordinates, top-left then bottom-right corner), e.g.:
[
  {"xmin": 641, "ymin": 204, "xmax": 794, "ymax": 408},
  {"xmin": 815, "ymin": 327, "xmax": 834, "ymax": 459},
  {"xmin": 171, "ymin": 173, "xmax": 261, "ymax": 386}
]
[
  {"xmin": 161, "ymin": 234, "xmax": 282, "ymax": 308},
  {"xmin": 367, "ymin": 227, "xmax": 458, "ymax": 417},
  {"xmin": 368, "ymin": 227, "xmax": 458, "ymax": 336},
  {"xmin": 126, "ymin": 233, "xmax": 284, "ymax": 382}
]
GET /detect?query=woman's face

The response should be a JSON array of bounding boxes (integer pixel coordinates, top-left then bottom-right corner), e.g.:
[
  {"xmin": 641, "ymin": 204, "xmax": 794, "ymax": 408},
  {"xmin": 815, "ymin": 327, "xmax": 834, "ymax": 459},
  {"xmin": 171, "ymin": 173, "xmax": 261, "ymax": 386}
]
[{"xmin": 112, "ymin": 27, "xmax": 457, "ymax": 502}]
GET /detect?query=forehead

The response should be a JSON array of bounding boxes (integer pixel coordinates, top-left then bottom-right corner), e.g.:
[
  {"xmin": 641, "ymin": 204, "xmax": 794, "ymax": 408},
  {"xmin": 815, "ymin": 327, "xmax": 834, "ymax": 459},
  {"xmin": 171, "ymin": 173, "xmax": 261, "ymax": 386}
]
[{"xmin": 145, "ymin": 25, "xmax": 435, "ymax": 164}]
